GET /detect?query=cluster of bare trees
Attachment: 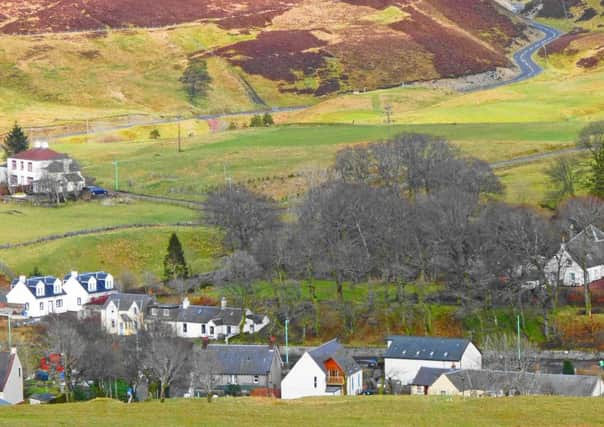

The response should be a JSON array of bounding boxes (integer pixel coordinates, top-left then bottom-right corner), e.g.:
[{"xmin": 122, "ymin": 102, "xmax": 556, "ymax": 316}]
[
  {"xmin": 45, "ymin": 315, "xmax": 220, "ymax": 403},
  {"xmin": 203, "ymin": 133, "xmax": 604, "ymax": 339}
]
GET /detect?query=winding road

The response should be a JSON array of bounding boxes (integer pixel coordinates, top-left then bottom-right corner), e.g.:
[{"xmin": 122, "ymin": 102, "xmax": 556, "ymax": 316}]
[{"xmin": 464, "ymin": 21, "xmax": 562, "ymax": 92}]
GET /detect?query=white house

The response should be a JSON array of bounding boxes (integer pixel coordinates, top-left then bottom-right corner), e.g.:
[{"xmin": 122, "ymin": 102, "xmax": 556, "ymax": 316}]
[
  {"xmin": 384, "ymin": 336, "xmax": 482, "ymax": 386},
  {"xmin": 7, "ymin": 276, "xmax": 68, "ymax": 318},
  {"xmin": 102, "ymin": 293, "xmax": 155, "ymax": 336},
  {"xmin": 281, "ymin": 339, "xmax": 363, "ymax": 400},
  {"xmin": 545, "ymin": 225, "xmax": 604, "ymax": 287},
  {"xmin": 146, "ymin": 297, "xmax": 269, "ymax": 341},
  {"xmin": 6, "ymin": 142, "xmax": 85, "ymax": 194},
  {"xmin": 0, "ymin": 348, "xmax": 23, "ymax": 405},
  {"xmin": 62, "ymin": 271, "xmax": 117, "ymax": 312}
]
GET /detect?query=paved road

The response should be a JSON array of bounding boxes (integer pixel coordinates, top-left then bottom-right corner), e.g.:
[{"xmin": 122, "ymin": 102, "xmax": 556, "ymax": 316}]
[{"xmin": 463, "ymin": 21, "xmax": 562, "ymax": 92}]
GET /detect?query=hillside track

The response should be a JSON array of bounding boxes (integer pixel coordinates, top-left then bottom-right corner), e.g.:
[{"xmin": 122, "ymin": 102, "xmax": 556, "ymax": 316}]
[{"xmin": 463, "ymin": 20, "xmax": 562, "ymax": 92}]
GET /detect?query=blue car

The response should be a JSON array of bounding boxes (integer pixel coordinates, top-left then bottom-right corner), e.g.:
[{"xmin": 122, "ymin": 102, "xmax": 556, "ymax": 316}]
[{"xmin": 85, "ymin": 186, "xmax": 109, "ymax": 197}]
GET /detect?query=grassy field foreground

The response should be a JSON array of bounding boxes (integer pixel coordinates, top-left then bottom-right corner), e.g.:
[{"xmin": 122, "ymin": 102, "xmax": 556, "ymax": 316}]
[{"xmin": 0, "ymin": 396, "xmax": 603, "ymax": 427}]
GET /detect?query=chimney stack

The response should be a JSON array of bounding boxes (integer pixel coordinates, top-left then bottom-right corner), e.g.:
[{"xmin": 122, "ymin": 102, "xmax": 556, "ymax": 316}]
[
  {"xmin": 182, "ymin": 297, "xmax": 190, "ymax": 309},
  {"xmin": 221, "ymin": 297, "xmax": 227, "ymax": 309},
  {"xmin": 10, "ymin": 347, "xmax": 16, "ymax": 355},
  {"xmin": 19, "ymin": 275, "xmax": 26, "ymax": 284},
  {"xmin": 70, "ymin": 271, "xmax": 78, "ymax": 279},
  {"xmin": 269, "ymin": 336, "xmax": 276, "ymax": 350}
]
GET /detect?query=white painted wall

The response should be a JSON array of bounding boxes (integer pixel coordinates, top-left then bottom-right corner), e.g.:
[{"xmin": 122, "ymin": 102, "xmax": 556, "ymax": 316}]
[
  {"xmin": 0, "ymin": 350, "xmax": 23, "ymax": 404},
  {"xmin": 545, "ymin": 248, "xmax": 604, "ymax": 287},
  {"xmin": 282, "ymin": 353, "xmax": 329, "ymax": 400},
  {"xmin": 347, "ymin": 370, "xmax": 363, "ymax": 396},
  {"xmin": 386, "ymin": 344, "xmax": 481, "ymax": 386},
  {"xmin": 6, "ymin": 281, "xmax": 67, "ymax": 318}
]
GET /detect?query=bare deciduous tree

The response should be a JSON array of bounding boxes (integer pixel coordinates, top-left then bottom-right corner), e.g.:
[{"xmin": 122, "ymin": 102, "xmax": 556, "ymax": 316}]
[{"xmin": 143, "ymin": 321, "xmax": 192, "ymax": 402}]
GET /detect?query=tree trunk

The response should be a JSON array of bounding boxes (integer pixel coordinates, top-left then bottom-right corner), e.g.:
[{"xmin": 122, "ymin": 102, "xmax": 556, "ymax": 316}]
[
  {"xmin": 160, "ymin": 381, "xmax": 167, "ymax": 402},
  {"xmin": 584, "ymin": 281, "xmax": 592, "ymax": 317}
]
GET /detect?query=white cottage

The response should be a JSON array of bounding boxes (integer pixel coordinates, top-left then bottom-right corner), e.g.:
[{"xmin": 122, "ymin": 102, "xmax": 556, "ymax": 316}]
[
  {"xmin": 0, "ymin": 348, "xmax": 23, "ymax": 405},
  {"xmin": 384, "ymin": 336, "xmax": 482, "ymax": 386},
  {"xmin": 7, "ymin": 276, "xmax": 68, "ymax": 318},
  {"xmin": 146, "ymin": 297, "xmax": 269, "ymax": 341},
  {"xmin": 102, "ymin": 293, "xmax": 155, "ymax": 336},
  {"xmin": 62, "ymin": 271, "xmax": 116, "ymax": 311},
  {"xmin": 545, "ymin": 225, "xmax": 604, "ymax": 287},
  {"xmin": 281, "ymin": 339, "xmax": 363, "ymax": 400}
]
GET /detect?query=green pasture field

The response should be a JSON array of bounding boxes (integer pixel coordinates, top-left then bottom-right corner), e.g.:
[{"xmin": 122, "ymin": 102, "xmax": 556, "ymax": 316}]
[
  {"xmin": 0, "ymin": 396, "xmax": 602, "ymax": 427},
  {"xmin": 50, "ymin": 121, "xmax": 584, "ymax": 202},
  {"xmin": 0, "ymin": 226, "xmax": 221, "ymax": 279},
  {"xmin": 0, "ymin": 200, "xmax": 196, "ymax": 245}
]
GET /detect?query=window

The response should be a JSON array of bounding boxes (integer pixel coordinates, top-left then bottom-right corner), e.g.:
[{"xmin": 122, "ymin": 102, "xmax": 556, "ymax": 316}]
[
  {"xmin": 566, "ymin": 259, "xmax": 573, "ymax": 267},
  {"xmin": 53, "ymin": 283, "xmax": 62, "ymax": 294},
  {"xmin": 133, "ymin": 306, "xmax": 138, "ymax": 314},
  {"xmin": 36, "ymin": 284, "xmax": 44, "ymax": 297},
  {"xmin": 25, "ymin": 303, "xmax": 29, "ymax": 311},
  {"xmin": 27, "ymin": 177, "xmax": 33, "ymax": 185},
  {"xmin": 77, "ymin": 297, "xmax": 82, "ymax": 306},
  {"xmin": 230, "ymin": 375, "xmax": 237, "ymax": 384},
  {"xmin": 253, "ymin": 376, "xmax": 259, "ymax": 384},
  {"xmin": 56, "ymin": 299, "xmax": 63, "ymax": 308},
  {"xmin": 111, "ymin": 320, "xmax": 116, "ymax": 328},
  {"xmin": 570, "ymin": 272, "xmax": 576, "ymax": 282},
  {"xmin": 202, "ymin": 324, "xmax": 206, "ymax": 334},
  {"xmin": 27, "ymin": 162, "xmax": 32, "ymax": 172},
  {"xmin": 183, "ymin": 323, "xmax": 188, "ymax": 333},
  {"xmin": 313, "ymin": 376, "xmax": 317, "ymax": 389},
  {"xmin": 163, "ymin": 309, "xmax": 169, "ymax": 317},
  {"xmin": 151, "ymin": 308, "xmax": 158, "ymax": 315},
  {"xmin": 11, "ymin": 160, "xmax": 16, "ymax": 170},
  {"xmin": 39, "ymin": 302, "xmax": 44, "ymax": 311},
  {"xmin": 20, "ymin": 161, "xmax": 24, "ymax": 171},
  {"xmin": 210, "ymin": 326, "xmax": 215, "ymax": 335},
  {"xmin": 106, "ymin": 279, "xmax": 113, "ymax": 290},
  {"xmin": 227, "ymin": 326, "xmax": 232, "ymax": 335},
  {"xmin": 250, "ymin": 324, "xmax": 255, "ymax": 333},
  {"xmin": 88, "ymin": 281, "xmax": 97, "ymax": 292},
  {"xmin": 18, "ymin": 368, "xmax": 21, "ymax": 378}
]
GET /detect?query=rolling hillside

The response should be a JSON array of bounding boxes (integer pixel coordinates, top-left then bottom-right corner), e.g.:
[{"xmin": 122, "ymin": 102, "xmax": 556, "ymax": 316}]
[{"xmin": 0, "ymin": 0, "xmax": 527, "ymax": 127}]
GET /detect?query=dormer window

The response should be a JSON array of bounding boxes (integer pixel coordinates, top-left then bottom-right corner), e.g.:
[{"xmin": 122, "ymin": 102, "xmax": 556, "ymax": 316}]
[
  {"xmin": 566, "ymin": 259, "xmax": 572, "ymax": 267},
  {"xmin": 88, "ymin": 281, "xmax": 97, "ymax": 292},
  {"xmin": 36, "ymin": 283, "xmax": 45, "ymax": 297},
  {"xmin": 53, "ymin": 282, "xmax": 62, "ymax": 294}
]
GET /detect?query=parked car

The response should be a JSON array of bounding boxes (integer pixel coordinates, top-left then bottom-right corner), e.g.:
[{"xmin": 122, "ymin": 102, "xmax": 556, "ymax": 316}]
[{"xmin": 82, "ymin": 186, "xmax": 109, "ymax": 199}]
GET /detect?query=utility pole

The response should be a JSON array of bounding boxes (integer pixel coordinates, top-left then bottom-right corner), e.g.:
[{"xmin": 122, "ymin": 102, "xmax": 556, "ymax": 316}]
[
  {"xmin": 517, "ymin": 314, "xmax": 521, "ymax": 363},
  {"xmin": 177, "ymin": 118, "xmax": 182, "ymax": 153},
  {"xmin": 113, "ymin": 160, "xmax": 119, "ymax": 192},
  {"xmin": 285, "ymin": 318, "xmax": 289, "ymax": 366}
]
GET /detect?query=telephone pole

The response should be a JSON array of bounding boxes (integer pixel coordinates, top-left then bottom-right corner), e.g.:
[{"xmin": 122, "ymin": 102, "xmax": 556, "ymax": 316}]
[{"xmin": 113, "ymin": 160, "xmax": 119, "ymax": 192}]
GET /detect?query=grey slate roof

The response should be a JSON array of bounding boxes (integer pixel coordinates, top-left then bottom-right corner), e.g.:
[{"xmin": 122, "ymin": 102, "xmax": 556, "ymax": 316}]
[
  {"xmin": 45, "ymin": 161, "xmax": 65, "ymax": 173},
  {"xmin": 0, "ymin": 352, "xmax": 15, "ymax": 392},
  {"xmin": 566, "ymin": 225, "xmax": 604, "ymax": 268},
  {"xmin": 178, "ymin": 305, "xmax": 244, "ymax": 325},
  {"xmin": 308, "ymin": 339, "xmax": 361, "ymax": 376},
  {"xmin": 64, "ymin": 173, "xmax": 84, "ymax": 183},
  {"xmin": 411, "ymin": 367, "xmax": 454, "ymax": 387},
  {"xmin": 385, "ymin": 336, "xmax": 473, "ymax": 362},
  {"xmin": 444, "ymin": 369, "xmax": 603, "ymax": 397},
  {"xmin": 204, "ymin": 344, "xmax": 279, "ymax": 375},
  {"xmin": 103, "ymin": 293, "xmax": 155, "ymax": 311}
]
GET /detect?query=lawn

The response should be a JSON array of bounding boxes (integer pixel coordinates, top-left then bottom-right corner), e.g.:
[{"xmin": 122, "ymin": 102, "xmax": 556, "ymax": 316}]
[
  {"xmin": 0, "ymin": 226, "xmax": 222, "ymax": 279},
  {"xmin": 0, "ymin": 200, "xmax": 197, "ymax": 245},
  {"xmin": 0, "ymin": 396, "xmax": 603, "ymax": 427},
  {"xmin": 51, "ymin": 121, "xmax": 584, "ymax": 202}
]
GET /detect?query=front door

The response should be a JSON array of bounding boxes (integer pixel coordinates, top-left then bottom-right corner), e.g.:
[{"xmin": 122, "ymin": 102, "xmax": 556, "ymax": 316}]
[{"xmin": 48, "ymin": 301, "xmax": 54, "ymax": 313}]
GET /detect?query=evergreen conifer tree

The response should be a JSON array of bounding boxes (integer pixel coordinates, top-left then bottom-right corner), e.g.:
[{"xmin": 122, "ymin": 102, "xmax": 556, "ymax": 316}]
[
  {"xmin": 163, "ymin": 233, "xmax": 189, "ymax": 281},
  {"xmin": 3, "ymin": 122, "xmax": 29, "ymax": 157}
]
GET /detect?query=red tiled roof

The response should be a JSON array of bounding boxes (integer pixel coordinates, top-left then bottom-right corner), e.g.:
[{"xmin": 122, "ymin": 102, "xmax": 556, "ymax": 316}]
[{"xmin": 11, "ymin": 148, "xmax": 64, "ymax": 161}]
